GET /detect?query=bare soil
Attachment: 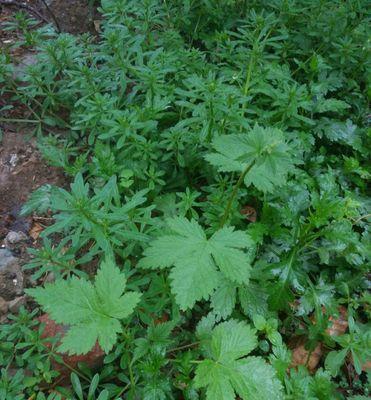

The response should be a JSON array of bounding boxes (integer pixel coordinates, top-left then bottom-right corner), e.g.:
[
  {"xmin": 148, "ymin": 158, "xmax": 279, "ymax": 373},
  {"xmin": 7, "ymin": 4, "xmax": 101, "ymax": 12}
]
[
  {"xmin": 0, "ymin": 0, "xmax": 95, "ymax": 326},
  {"xmin": 0, "ymin": 128, "xmax": 66, "ymax": 240},
  {"xmin": 0, "ymin": 0, "xmax": 99, "ymax": 34},
  {"xmin": 0, "ymin": 0, "xmax": 96, "ymax": 240}
]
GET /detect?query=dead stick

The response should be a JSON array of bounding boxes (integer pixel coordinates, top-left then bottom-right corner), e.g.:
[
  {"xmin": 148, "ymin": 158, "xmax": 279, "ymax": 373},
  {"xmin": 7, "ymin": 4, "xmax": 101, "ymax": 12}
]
[
  {"xmin": 0, "ymin": 0, "xmax": 49, "ymax": 24},
  {"xmin": 38, "ymin": 0, "xmax": 61, "ymax": 32}
]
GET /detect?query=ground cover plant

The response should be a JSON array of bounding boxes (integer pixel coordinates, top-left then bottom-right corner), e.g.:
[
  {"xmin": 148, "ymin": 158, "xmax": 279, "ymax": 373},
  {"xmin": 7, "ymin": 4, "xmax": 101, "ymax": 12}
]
[{"xmin": 0, "ymin": 0, "xmax": 370, "ymax": 399}]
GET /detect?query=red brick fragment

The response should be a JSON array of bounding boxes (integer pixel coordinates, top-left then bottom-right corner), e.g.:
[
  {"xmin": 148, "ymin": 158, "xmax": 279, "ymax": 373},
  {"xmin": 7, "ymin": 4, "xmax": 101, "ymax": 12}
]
[{"xmin": 38, "ymin": 314, "xmax": 104, "ymax": 381}]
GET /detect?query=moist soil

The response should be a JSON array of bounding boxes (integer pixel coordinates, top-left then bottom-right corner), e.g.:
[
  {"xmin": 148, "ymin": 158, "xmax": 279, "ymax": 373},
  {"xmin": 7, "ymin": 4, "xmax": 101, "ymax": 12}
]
[
  {"xmin": 0, "ymin": 0, "xmax": 88, "ymax": 313},
  {"xmin": 0, "ymin": 128, "xmax": 66, "ymax": 240},
  {"xmin": 0, "ymin": 0, "xmax": 99, "ymax": 34},
  {"xmin": 0, "ymin": 0, "xmax": 97, "ymax": 243}
]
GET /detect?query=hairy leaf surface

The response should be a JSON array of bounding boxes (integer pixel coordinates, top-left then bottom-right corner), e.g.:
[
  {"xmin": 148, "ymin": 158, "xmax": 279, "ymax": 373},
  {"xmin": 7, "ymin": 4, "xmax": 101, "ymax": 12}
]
[
  {"xmin": 138, "ymin": 217, "xmax": 252, "ymax": 310},
  {"xmin": 27, "ymin": 259, "xmax": 141, "ymax": 354}
]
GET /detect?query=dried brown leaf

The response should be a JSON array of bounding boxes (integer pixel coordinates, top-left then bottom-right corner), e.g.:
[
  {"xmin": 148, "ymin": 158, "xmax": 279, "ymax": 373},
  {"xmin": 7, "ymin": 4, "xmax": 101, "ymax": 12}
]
[
  {"xmin": 290, "ymin": 340, "xmax": 323, "ymax": 373},
  {"xmin": 240, "ymin": 205, "xmax": 257, "ymax": 222},
  {"xmin": 326, "ymin": 306, "xmax": 348, "ymax": 336},
  {"xmin": 29, "ymin": 222, "xmax": 43, "ymax": 240}
]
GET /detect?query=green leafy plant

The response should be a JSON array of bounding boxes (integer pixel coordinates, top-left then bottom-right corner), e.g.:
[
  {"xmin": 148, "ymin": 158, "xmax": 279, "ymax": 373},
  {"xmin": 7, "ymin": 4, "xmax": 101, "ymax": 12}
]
[
  {"xmin": 325, "ymin": 321, "xmax": 371, "ymax": 376},
  {"xmin": 1, "ymin": 0, "xmax": 369, "ymax": 398},
  {"xmin": 139, "ymin": 217, "xmax": 253, "ymax": 310},
  {"xmin": 194, "ymin": 319, "xmax": 283, "ymax": 399},
  {"xmin": 26, "ymin": 259, "xmax": 141, "ymax": 354},
  {"xmin": 205, "ymin": 125, "xmax": 297, "ymax": 193},
  {"xmin": 27, "ymin": 173, "xmax": 151, "ymax": 259}
]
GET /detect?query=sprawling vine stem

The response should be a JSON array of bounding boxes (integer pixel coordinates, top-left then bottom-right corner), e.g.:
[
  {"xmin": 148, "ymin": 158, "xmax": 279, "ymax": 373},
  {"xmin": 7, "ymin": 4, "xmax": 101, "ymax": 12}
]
[{"xmin": 219, "ymin": 161, "xmax": 255, "ymax": 228}]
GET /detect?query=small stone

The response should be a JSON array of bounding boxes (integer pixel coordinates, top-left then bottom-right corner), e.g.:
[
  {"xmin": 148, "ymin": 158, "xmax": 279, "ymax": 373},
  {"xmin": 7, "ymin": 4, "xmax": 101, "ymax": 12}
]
[
  {"xmin": 0, "ymin": 248, "xmax": 13, "ymax": 268},
  {"xmin": 5, "ymin": 231, "xmax": 28, "ymax": 245},
  {"xmin": 9, "ymin": 154, "xmax": 19, "ymax": 168},
  {"xmin": 45, "ymin": 0, "xmax": 94, "ymax": 34},
  {"xmin": 8, "ymin": 296, "xmax": 26, "ymax": 313},
  {"xmin": 44, "ymin": 272, "xmax": 56, "ymax": 283},
  {"xmin": 0, "ymin": 296, "xmax": 8, "ymax": 315},
  {"xmin": 0, "ymin": 249, "xmax": 24, "ymax": 300}
]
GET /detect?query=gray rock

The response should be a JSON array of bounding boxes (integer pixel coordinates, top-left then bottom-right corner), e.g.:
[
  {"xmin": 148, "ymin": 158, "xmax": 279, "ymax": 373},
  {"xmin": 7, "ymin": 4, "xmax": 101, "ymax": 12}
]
[
  {"xmin": 0, "ymin": 296, "xmax": 8, "ymax": 315},
  {"xmin": 8, "ymin": 296, "xmax": 26, "ymax": 314},
  {"xmin": 9, "ymin": 154, "xmax": 19, "ymax": 168},
  {"xmin": 44, "ymin": 272, "xmax": 55, "ymax": 283},
  {"xmin": 5, "ymin": 231, "xmax": 28, "ymax": 245},
  {"xmin": 40, "ymin": 0, "xmax": 94, "ymax": 34},
  {"xmin": 0, "ymin": 249, "xmax": 24, "ymax": 300},
  {"xmin": 0, "ymin": 249, "xmax": 14, "ymax": 269}
]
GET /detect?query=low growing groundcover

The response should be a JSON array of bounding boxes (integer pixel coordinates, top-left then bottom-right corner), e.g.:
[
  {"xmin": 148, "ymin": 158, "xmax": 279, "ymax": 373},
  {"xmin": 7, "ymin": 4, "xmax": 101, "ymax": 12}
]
[{"xmin": 0, "ymin": 0, "xmax": 370, "ymax": 399}]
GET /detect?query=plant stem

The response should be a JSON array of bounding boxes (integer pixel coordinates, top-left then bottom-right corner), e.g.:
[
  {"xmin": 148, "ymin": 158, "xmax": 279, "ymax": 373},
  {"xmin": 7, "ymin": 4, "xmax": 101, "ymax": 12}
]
[
  {"xmin": 6, "ymin": 84, "xmax": 42, "ymax": 121},
  {"xmin": 0, "ymin": 117, "xmax": 40, "ymax": 123},
  {"xmin": 128, "ymin": 356, "xmax": 136, "ymax": 395},
  {"xmin": 48, "ymin": 346, "xmax": 91, "ymax": 382},
  {"xmin": 206, "ymin": 102, "xmax": 214, "ymax": 142},
  {"xmin": 239, "ymin": 54, "xmax": 255, "ymax": 133},
  {"xmin": 352, "ymin": 213, "xmax": 371, "ymax": 224},
  {"xmin": 243, "ymin": 54, "xmax": 254, "ymax": 98},
  {"xmin": 168, "ymin": 341, "xmax": 200, "ymax": 353},
  {"xmin": 58, "ymin": 358, "xmax": 91, "ymax": 382},
  {"xmin": 219, "ymin": 161, "xmax": 255, "ymax": 228},
  {"xmin": 116, "ymin": 382, "xmax": 131, "ymax": 398},
  {"xmin": 6, "ymin": 83, "xmax": 72, "ymax": 129},
  {"xmin": 38, "ymin": 0, "xmax": 61, "ymax": 32}
]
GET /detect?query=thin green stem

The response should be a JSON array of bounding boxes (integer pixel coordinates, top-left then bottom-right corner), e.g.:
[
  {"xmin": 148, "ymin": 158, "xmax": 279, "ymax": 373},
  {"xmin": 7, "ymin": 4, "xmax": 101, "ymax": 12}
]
[
  {"xmin": 291, "ymin": 42, "xmax": 325, "ymax": 77},
  {"xmin": 239, "ymin": 28, "xmax": 273, "ymax": 131},
  {"xmin": 243, "ymin": 55, "xmax": 254, "ymax": 98},
  {"xmin": 219, "ymin": 161, "xmax": 255, "ymax": 228},
  {"xmin": 168, "ymin": 341, "xmax": 200, "ymax": 353},
  {"xmin": 0, "ymin": 117, "xmax": 40, "ymax": 123},
  {"xmin": 116, "ymin": 382, "xmax": 131, "ymax": 398},
  {"xmin": 352, "ymin": 213, "xmax": 371, "ymax": 224},
  {"xmin": 128, "ymin": 354, "xmax": 136, "ymax": 395},
  {"xmin": 206, "ymin": 102, "xmax": 214, "ymax": 142},
  {"xmin": 6, "ymin": 83, "xmax": 72, "ymax": 129},
  {"xmin": 58, "ymin": 358, "xmax": 91, "ymax": 382},
  {"xmin": 6, "ymin": 84, "xmax": 42, "ymax": 121},
  {"xmin": 239, "ymin": 54, "xmax": 255, "ymax": 133}
]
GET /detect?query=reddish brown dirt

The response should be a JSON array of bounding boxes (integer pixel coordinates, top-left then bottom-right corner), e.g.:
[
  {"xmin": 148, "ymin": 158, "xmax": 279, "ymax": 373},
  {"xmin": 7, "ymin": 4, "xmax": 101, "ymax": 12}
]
[{"xmin": 39, "ymin": 313, "xmax": 105, "ymax": 382}]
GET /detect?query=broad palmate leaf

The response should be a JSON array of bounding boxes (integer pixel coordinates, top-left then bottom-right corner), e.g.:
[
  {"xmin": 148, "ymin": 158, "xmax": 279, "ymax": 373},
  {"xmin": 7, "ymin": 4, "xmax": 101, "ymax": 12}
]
[
  {"xmin": 26, "ymin": 259, "xmax": 141, "ymax": 355},
  {"xmin": 138, "ymin": 217, "xmax": 252, "ymax": 310},
  {"xmin": 205, "ymin": 125, "xmax": 296, "ymax": 192},
  {"xmin": 194, "ymin": 320, "xmax": 284, "ymax": 400}
]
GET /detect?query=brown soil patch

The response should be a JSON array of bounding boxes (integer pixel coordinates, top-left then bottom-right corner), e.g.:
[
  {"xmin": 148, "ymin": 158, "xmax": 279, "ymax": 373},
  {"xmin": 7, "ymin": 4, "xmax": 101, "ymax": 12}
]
[{"xmin": 0, "ymin": 128, "xmax": 65, "ymax": 239}]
